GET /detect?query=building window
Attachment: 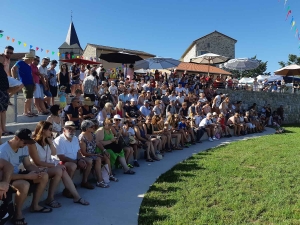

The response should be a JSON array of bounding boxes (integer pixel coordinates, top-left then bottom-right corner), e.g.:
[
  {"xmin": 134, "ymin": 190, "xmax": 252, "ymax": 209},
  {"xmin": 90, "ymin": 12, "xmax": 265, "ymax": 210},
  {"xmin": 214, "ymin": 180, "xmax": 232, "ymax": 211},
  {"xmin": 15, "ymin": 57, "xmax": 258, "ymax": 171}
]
[{"xmin": 197, "ymin": 50, "xmax": 208, "ymax": 56}]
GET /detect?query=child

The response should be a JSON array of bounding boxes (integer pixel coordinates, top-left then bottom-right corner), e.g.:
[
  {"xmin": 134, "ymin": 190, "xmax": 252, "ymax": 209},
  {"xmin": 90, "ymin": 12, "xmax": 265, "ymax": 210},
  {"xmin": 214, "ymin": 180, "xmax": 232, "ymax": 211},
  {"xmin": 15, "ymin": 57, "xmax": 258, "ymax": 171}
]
[
  {"xmin": 75, "ymin": 89, "xmax": 84, "ymax": 102},
  {"xmin": 58, "ymin": 86, "xmax": 67, "ymax": 109}
]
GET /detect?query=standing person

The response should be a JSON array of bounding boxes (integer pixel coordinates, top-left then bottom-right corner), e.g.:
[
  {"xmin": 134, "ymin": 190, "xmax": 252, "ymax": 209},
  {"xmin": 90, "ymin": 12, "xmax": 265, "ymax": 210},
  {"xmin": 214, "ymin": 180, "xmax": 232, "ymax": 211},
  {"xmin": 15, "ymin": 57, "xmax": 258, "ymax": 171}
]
[
  {"xmin": 70, "ymin": 62, "xmax": 80, "ymax": 96},
  {"xmin": 11, "ymin": 53, "xmax": 36, "ymax": 117},
  {"xmin": 2, "ymin": 46, "xmax": 24, "ymax": 97},
  {"xmin": 38, "ymin": 57, "xmax": 52, "ymax": 107},
  {"xmin": 58, "ymin": 86, "xmax": 68, "ymax": 109},
  {"xmin": 31, "ymin": 56, "xmax": 48, "ymax": 115},
  {"xmin": 57, "ymin": 63, "xmax": 71, "ymax": 94},
  {"xmin": 47, "ymin": 60, "xmax": 58, "ymax": 106},
  {"xmin": 0, "ymin": 53, "xmax": 10, "ymax": 143},
  {"xmin": 82, "ymin": 70, "xmax": 98, "ymax": 102}
]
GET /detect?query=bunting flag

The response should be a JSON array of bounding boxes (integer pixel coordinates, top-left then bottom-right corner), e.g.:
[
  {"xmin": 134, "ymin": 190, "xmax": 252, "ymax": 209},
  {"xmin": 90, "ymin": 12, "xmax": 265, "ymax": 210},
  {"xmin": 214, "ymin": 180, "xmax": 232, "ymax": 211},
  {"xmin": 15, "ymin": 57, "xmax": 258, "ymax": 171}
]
[
  {"xmin": 290, "ymin": 16, "xmax": 294, "ymax": 25},
  {"xmin": 6, "ymin": 36, "xmax": 10, "ymax": 40},
  {"xmin": 291, "ymin": 21, "xmax": 296, "ymax": 29},
  {"xmin": 18, "ymin": 41, "xmax": 21, "ymax": 45},
  {"xmin": 72, "ymin": 55, "xmax": 75, "ymax": 59},
  {"xmin": 41, "ymin": 48, "xmax": 43, "ymax": 52},
  {"xmin": 296, "ymin": 29, "xmax": 299, "ymax": 37},
  {"xmin": 0, "ymin": 34, "xmax": 3, "ymax": 38},
  {"xmin": 46, "ymin": 50, "xmax": 49, "ymax": 53},
  {"xmin": 36, "ymin": 47, "xmax": 39, "ymax": 51},
  {"xmin": 57, "ymin": 52, "xmax": 60, "ymax": 56},
  {"xmin": 284, "ymin": 0, "xmax": 288, "ymax": 7},
  {"xmin": 52, "ymin": 51, "xmax": 55, "ymax": 55},
  {"xmin": 29, "ymin": 45, "xmax": 33, "ymax": 49},
  {"xmin": 23, "ymin": 43, "xmax": 27, "ymax": 47},
  {"xmin": 286, "ymin": 10, "xmax": 292, "ymax": 20},
  {"xmin": 12, "ymin": 38, "xmax": 15, "ymax": 43},
  {"xmin": 61, "ymin": 54, "xmax": 65, "ymax": 57},
  {"xmin": 76, "ymin": 56, "xmax": 79, "ymax": 58}
]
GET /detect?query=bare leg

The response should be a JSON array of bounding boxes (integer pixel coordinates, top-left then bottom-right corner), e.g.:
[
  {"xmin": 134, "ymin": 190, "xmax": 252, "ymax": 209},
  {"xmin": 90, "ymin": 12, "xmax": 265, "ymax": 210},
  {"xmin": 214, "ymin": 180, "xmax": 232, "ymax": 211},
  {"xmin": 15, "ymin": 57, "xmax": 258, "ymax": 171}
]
[
  {"xmin": 46, "ymin": 167, "xmax": 63, "ymax": 204},
  {"xmin": 31, "ymin": 172, "xmax": 51, "ymax": 211},
  {"xmin": 65, "ymin": 162, "xmax": 77, "ymax": 179},
  {"xmin": 82, "ymin": 158, "xmax": 93, "ymax": 183},
  {"xmin": 94, "ymin": 157, "xmax": 103, "ymax": 183},
  {"xmin": 61, "ymin": 171, "xmax": 80, "ymax": 200},
  {"xmin": 11, "ymin": 180, "xmax": 30, "ymax": 220},
  {"xmin": 118, "ymin": 157, "xmax": 130, "ymax": 171}
]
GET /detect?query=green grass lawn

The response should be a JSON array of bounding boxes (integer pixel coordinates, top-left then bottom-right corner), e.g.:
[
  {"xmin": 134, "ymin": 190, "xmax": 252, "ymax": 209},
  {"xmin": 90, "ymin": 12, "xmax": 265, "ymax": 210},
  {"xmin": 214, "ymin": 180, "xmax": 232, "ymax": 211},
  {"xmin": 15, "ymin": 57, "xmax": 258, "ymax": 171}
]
[{"xmin": 138, "ymin": 126, "xmax": 300, "ymax": 225}]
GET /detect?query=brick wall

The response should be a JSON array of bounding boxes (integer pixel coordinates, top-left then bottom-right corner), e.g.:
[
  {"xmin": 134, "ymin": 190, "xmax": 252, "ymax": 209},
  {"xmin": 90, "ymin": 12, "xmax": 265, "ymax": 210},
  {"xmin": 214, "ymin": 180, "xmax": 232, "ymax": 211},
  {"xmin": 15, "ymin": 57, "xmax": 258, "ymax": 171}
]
[{"xmin": 221, "ymin": 89, "xmax": 300, "ymax": 124}]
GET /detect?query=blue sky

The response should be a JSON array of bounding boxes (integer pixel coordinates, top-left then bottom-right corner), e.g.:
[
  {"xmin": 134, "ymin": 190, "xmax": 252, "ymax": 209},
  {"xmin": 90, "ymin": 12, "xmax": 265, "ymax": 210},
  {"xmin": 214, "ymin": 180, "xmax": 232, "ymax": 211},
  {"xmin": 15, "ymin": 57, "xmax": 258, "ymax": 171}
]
[{"xmin": 0, "ymin": 0, "xmax": 299, "ymax": 73}]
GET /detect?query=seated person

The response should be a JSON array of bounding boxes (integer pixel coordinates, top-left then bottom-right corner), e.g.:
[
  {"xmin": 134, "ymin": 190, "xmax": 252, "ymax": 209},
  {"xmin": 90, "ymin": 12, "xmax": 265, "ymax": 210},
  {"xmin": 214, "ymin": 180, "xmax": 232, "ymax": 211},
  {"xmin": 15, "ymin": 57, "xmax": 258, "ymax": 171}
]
[
  {"xmin": 199, "ymin": 113, "xmax": 216, "ymax": 142},
  {"xmin": 139, "ymin": 100, "xmax": 152, "ymax": 117},
  {"xmin": 227, "ymin": 113, "xmax": 244, "ymax": 136},
  {"xmin": 78, "ymin": 97, "xmax": 95, "ymax": 121},
  {"xmin": 0, "ymin": 129, "xmax": 52, "ymax": 225},
  {"xmin": 54, "ymin": 121, "xmax": 95, "ymax": 198},
  {"xmin": 30, "ymin": 121, "xmax": 89, "ymax": 207},
  {"xmin": 125, "ymin": 99, "xmax": 141, "ymax": 119},
  {"xmin": 64, "ymin": 97, "xmax": 81, "ymax": 129},
  {"xmin": 217, "ymin": 113, "xmax": 232, "ymax": 137}
]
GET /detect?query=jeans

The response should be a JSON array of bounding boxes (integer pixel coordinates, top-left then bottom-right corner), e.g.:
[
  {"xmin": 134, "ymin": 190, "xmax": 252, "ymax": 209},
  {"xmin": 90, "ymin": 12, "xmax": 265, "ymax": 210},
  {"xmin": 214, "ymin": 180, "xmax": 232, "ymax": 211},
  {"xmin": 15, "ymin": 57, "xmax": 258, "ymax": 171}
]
[{"xmin": 194, "ymin": 128, "xmax": 205, "ymax": 142}]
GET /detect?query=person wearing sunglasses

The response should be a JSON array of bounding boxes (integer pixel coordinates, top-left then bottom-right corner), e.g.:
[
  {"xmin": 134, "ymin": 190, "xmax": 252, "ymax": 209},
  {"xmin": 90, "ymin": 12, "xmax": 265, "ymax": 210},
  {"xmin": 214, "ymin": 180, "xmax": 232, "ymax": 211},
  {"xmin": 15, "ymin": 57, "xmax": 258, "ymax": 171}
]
[{"xmin": 64, "ymin": 97, "xmax": 82, "ymax": 129}]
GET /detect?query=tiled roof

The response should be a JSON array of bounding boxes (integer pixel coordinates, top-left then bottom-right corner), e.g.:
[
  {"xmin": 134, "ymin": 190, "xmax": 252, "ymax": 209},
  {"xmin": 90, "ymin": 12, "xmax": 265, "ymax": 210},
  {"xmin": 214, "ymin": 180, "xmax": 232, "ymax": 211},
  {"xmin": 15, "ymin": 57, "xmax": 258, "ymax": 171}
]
[
  {"xmin": 176, "ymin": 62, "xmax": 231, "ymax": 75},
  {"xmin": 87, "ymin": 43, "xmax": 155, "ymax": 57}
]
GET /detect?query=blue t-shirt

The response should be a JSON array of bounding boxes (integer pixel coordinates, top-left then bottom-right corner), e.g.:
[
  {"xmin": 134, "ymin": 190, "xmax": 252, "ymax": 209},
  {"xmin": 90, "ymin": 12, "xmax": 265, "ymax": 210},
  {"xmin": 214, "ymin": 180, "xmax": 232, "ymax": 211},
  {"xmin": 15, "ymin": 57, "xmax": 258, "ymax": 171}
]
[
  {"xmin": 15, "ymin": 60, "xmax": 34, "ymax": 85},
  {"xmin": 58, "ymin": 91, "xmax": 67, "ymax": 103},
  {"xmin": 178, "ymin": 122, "xmax": 186, "ymax": 130}
]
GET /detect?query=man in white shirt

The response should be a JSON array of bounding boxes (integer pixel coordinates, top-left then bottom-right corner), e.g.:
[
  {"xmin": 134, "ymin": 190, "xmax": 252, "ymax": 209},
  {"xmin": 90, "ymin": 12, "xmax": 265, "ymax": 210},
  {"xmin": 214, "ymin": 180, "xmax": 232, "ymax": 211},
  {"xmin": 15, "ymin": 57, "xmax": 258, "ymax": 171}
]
[
  {"xmin": 0, "ymin": 129, "xmax": 52, "ymax": 222},
  {"xmin": 175, "ymin": 83, "xmax": 184, "ymax": 94},
  {"xmin": 199, "ymin": 113, "xmax": 217, "ymax": 142},
  {"xmin": 176, "ymin": 92, "xmax": 185, "ymax": 105},
  {"xmin": 54, "ymin": 121, "xmax": 95, "ymax": 194},
  {"xmin": 139, "ymin": 100, "xmax": 152, "ymax": 117},
  {"xmin": 38, "ymin": 57, "xmax": 52, "ymax": 106}
]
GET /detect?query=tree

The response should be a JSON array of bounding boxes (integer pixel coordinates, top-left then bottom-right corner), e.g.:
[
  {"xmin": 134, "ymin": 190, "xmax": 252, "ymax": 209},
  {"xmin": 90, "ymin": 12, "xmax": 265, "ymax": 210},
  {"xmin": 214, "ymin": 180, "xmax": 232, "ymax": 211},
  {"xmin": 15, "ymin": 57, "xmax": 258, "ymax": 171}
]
[
  {"xmin": 223, "ymin": 56, "xmax": 270, "ymax": 78},
  {"xmin": 278, "ymin": 54, "xmax": 300, "ymax": 67}
]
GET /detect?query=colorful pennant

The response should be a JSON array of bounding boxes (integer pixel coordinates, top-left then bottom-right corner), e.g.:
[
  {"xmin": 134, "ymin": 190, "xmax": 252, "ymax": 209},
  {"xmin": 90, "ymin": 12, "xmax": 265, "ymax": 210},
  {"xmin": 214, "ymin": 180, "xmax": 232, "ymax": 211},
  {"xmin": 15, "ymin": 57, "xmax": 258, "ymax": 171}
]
[
  {"xmin": 18, "ymin": 41, "xmax": 21, "ymax": 45},
  {"xmin": 12, "ymin": 38, "xmax": 15, "ymax": 43},
  {"xmin": 23, "ymin": 43, "xmax": 27, "ymax": 47},
  {"xmin": 46, "ymin": 50, "xmax": 49, "ymax": 54},
  {"xmin": 0, "ymin": 34, "xmax": 3, "ymax": 38}
]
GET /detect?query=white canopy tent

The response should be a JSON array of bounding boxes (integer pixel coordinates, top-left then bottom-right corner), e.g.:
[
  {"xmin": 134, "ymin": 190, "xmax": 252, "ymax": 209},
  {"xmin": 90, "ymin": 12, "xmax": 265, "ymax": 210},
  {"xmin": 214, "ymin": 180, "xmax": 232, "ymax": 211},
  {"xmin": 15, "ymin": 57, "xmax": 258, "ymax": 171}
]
[
  {"xmin": 256, "ymin": 75, "xmax": 283, "ymax": 82},
  {"xmin": 239, "ymin": 77, "xmax": 254, "ymax": 84}
]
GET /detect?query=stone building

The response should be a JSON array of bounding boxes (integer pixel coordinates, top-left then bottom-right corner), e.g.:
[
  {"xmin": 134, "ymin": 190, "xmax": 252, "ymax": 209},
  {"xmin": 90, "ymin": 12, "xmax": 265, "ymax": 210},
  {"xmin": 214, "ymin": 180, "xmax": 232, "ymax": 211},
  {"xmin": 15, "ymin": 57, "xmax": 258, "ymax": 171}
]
[
  {"xmin": 58, "ymin": 21, "xmax": 83, "ymax": 63},
  {"xmin": 82, "ymin": 44, "xmax": 155, "ymax": 69},
  {"xmin": 181, "ymin": 30, "xmax": 237, "ymax": 62}
]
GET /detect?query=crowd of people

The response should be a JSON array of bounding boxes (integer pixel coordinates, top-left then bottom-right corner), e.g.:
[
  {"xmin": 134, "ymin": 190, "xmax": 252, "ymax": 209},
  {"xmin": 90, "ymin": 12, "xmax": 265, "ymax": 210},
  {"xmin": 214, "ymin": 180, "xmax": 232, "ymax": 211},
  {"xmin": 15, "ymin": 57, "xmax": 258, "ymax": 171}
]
[{"xmin": 0, "ymin": 46, "xmax": 286, "ymax": 224}]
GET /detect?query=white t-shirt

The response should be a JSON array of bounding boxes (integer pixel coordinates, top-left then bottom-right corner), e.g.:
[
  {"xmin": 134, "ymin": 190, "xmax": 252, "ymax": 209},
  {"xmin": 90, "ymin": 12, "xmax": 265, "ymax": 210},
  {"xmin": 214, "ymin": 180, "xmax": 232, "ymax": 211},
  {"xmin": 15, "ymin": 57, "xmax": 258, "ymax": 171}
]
[
  {"xmin": 168, "ymin": 95, "xmax": 177, "ymax": 102},
  {"xmin": 53, "ymin": 134, "xmax": 80, "ymax": 160},
  {"xmin": 32, "ymin": 143, "xmax": 53, "ymax": 164},
  {"xmin": 199, "ymin": 118, "xmax": 212, "ymax": 128},
  {"xmin": 214, "ymin": 95, "xmax": 221, "ymax": 107},
  {"xmin": 80, "ymin": 71, "xmax": 86, "ymax": 81},
  {"xmin": 0, "ymin": 142, "xmax": 29, "ymax": 174},
  {"xmin": 194, "ymin": 115, "xmax": 202, "ymax": 127},
  {"xmin": 109, "ymin": 85, "xmax": 118, "ymax": 95},
  {"xmin": 175, "ymin": 87, "xmax": 184, "ymax": 94},
  {"xmin": 38, "ymin": 65, "xmax": 48, "ymax": 76},
  {"xmin": 176, "ymin": 96, "xmax": 185, "ymax": 105}
]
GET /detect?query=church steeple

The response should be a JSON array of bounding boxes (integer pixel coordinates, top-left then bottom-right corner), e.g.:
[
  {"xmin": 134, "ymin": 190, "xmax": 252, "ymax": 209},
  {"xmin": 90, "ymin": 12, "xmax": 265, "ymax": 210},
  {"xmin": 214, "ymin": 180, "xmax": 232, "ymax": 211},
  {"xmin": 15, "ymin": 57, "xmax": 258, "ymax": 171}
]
[{"xmin": 65, "ymin": 21, "xmax": 81, "ymax": 48}]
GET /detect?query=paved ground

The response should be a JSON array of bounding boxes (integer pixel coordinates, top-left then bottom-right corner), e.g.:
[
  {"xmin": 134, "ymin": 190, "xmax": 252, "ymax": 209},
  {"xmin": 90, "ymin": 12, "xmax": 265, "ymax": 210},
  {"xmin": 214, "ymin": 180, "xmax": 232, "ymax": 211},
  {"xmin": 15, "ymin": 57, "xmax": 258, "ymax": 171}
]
[{"xmin": 22, "ymin": 128, "xmax": 274, "ymax": 225}]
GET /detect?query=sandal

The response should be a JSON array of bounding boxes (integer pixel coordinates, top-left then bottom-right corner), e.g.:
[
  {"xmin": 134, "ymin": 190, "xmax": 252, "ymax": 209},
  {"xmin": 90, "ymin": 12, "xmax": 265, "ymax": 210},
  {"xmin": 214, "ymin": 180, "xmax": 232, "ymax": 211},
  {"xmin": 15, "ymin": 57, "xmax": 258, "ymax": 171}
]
[
  {"xmin": 22, "ymin": 113, "xmax": 33, "ymax": 117},
  {"xmin": 12, "ymin": 218, "xmax": 27, "ymax": 225},
  {"xmin": 74, "ymin": 198, "xmax": 89, "ymax": 206},
  {"xmin": 29, "ymin": 113, "xmax": 38, "ymax": 117},
  {"xmin": 96, "ymin": 181, "xmax": 110, "ymax": 188},
  {"xmin": 153, "ymin": 157, "xmax": 160, "ymax": 161},
  {"xmin": 146, "ymin": 158, "xmax": 154, "ymax": 162},
  {"xmin": 109, "ymin": 175, "xmax": 119, "ymax": 182},
  {"xmin": 124, "ymin": 169, "xmax": 135, "ymax": 175},
  {"xmin": 30, "ymin": 206, "xmax": 52, "ymax": 213},
  {"xmin": 45, "ymin": 200, "xmax": 62, "ymax": 208},
  {"xmin": 174, "ymin": 146, "xmax": 183, "ymax": 150}
]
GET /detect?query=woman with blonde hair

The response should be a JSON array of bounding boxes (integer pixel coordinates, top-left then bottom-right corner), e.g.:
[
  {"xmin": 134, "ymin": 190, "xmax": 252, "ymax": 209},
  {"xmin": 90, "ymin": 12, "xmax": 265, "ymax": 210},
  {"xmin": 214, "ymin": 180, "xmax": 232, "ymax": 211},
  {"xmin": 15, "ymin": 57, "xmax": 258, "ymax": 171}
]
[
  {"xmin": 96, "ymin": 102, "xmax": 114, "ymax": 124},
  {"xmin": 30, "ymin": 121, "xmax": 89, "ymax": 207},
  {"xmin": 151, "ymin": 115, "xmax": 169, "ymax": 152},
  {"xmin": 115, "ymin": 101, "xmax": 125, "ymax": 118}
]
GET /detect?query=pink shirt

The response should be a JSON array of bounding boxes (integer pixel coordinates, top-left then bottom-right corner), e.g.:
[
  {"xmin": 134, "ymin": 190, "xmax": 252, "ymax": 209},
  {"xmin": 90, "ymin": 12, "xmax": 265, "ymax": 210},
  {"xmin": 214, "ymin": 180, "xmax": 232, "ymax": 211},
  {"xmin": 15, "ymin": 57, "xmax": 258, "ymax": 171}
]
[{"xmin": 30, "ymin": 64, "xmax": 40, "ymax": 84}]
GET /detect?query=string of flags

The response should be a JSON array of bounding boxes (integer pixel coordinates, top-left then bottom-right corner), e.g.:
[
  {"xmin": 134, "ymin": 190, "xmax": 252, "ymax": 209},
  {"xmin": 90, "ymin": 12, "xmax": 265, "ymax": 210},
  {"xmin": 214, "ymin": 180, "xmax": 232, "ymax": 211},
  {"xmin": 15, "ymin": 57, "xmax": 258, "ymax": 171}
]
[{"xmin": 279, "ymin": 0, "xmax": 300, "ymax": 49}]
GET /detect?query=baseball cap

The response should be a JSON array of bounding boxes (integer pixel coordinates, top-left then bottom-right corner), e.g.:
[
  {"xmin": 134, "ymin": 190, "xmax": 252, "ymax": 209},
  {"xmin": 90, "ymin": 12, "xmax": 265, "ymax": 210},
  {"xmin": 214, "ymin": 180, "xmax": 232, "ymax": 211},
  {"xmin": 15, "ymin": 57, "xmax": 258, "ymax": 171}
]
[
  {"xmin": 64, "ymin": 121, "xmax": 76, "ymax": 129},
  {"xmin": 144, "ymin": 100, "xmax": 149, "ymax": 104},
  {"xmin": 15, "ymin": 128, "xmax": 35, "ymax": 144}
]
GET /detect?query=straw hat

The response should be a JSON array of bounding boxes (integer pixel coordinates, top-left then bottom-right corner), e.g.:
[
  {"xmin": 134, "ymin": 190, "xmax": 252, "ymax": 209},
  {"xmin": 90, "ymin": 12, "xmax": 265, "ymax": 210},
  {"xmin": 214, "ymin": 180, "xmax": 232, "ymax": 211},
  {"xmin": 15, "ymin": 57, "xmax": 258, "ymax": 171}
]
[
  {"xmin": 82, "ymin": 97, "xmax": 94, "ymax": 106},
  {"xmin": 22, "ymin": 53, "xmax": 35, "ymax": 60}
]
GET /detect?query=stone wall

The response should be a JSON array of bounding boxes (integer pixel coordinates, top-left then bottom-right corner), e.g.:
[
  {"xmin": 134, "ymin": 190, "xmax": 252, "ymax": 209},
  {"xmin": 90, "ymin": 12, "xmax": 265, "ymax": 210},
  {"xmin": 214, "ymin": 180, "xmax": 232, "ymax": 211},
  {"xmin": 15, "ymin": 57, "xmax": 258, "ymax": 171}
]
[
  {"xmin": 195, "ymin": 33, "xmax": 236, "ymax": 59},
  {"xmin": 182, "ymin": 45, "xmax": 196, "ymax": 62},
  {"xmin": 220, "ymin": 89, "xmax": 300, "ymax": 124}
]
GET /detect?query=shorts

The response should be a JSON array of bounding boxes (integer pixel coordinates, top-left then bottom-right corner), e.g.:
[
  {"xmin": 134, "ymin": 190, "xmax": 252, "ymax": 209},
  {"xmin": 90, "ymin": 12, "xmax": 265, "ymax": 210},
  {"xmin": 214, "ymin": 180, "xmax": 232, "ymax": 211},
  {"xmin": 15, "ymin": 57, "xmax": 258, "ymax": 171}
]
[
  {"xmin": 71, "ymin": 80, "xmax": 80, "ymax": 85},
  {"xmin": 60, "ymin": 102, "xmax": 66, "ymax": 109},
  {"xmin": 43, "ymin": 89, "xmax": 52, "ymax": 97},
  {"xmin": 49, "ymin": 85, "xmax": 58, "ymax": 97},
  {"xmin": 11, "ymin": 170, "xmax": 37, "ymax": 193},
  {"xmin": 22, "ymin": 84, "xmax": 34, "ymax": 99},
  {"xmin": 33, "ymin": 83, "xmax": 43, "ymax": 99},
  {"xmin": 0, "ymin": 90, "xmax": 9, "ymax": 112},
  {"xmin": 8, "ymin": 76, "xmax": 22, "ymax": 87}
]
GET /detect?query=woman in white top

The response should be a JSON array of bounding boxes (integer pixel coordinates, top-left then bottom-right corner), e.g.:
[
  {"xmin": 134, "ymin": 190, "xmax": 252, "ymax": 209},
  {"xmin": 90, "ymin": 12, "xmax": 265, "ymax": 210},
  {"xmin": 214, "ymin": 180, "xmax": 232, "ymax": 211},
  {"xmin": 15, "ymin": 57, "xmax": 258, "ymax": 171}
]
[
  {"xmin": 46, "ymin": 105, "xmax": 63, "ymax": 138},
  {"xmin": 108, "ymin": 80, "xmax": 118, "ymax": 105},
  {"xmin": 30, "ymin": 121, "xmax": 89, "ymax": 207},
  {"xmin": 97, "ymin": 102, "xmax": 114, "ymax": 125}
]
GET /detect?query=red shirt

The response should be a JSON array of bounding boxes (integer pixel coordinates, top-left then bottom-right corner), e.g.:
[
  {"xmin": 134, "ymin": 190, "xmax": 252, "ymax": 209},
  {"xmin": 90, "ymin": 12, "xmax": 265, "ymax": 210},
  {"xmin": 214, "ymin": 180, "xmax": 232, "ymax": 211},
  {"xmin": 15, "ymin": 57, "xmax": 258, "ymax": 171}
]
[{"xmin": 30, "ymin": 63, "xmax": 40, "ymax": 84}]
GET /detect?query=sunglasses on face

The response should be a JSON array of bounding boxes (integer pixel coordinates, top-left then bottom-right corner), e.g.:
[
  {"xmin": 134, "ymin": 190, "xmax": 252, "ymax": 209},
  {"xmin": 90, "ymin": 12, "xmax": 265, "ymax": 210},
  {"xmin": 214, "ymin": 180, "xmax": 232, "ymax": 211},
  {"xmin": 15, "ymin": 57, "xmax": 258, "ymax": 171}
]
[
  {"xmin": 6, "ymin": 52, "xmax": 13, "ymax": 55},
  {"xmin": 115, "ymin": 119, "xmax": 121, "ymax": 121}
]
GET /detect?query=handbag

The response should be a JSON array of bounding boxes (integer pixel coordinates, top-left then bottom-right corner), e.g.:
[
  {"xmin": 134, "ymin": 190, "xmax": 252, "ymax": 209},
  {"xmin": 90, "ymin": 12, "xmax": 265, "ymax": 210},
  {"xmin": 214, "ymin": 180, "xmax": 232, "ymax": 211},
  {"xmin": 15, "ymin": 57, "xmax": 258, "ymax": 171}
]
[
  {"xmin": 117, "ymin": 135, "xmax": 129, "ymax": 148},
  {"xmin": 129, "ymin": 135, "xmax": 137, "ymax": 145},
  {"xmin": 101, "ymin": 164, "xmax": 110, "ymax": 184}
]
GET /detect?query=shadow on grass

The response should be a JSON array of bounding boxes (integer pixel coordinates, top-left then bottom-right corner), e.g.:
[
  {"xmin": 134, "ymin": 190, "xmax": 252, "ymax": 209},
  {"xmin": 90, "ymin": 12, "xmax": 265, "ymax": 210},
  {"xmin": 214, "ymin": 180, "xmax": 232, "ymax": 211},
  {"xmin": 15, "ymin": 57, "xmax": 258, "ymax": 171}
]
[
  {"xmin": 138, "ymin": 207, "xmax": 170, "ymax": 225},
  {"xmin": 150, "ymin": 186, "xmax": 182, "ymax": 192}
]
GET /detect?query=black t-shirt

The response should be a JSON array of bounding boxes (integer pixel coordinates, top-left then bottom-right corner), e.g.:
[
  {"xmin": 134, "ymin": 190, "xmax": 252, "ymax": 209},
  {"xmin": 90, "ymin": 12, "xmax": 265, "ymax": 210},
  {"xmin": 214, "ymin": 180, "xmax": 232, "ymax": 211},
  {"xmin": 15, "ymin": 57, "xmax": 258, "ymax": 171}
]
[
  {"xmin": 64, "ymin": 104, "xmax": 79, "ymax": 121},
  {"xmin": 179, "ymin": 107, "xmax": 188, "ymax": 117},
  {"xmin": 151, "ymin": 95, "xmax": 161, "ymax": 102},
  {"xmin": 70, "ymin": 65, "xmax": 80, "ymax": 81},
  {"xmin": 126, "ymin": 105, "xmax": 139, "ymax": 118}
]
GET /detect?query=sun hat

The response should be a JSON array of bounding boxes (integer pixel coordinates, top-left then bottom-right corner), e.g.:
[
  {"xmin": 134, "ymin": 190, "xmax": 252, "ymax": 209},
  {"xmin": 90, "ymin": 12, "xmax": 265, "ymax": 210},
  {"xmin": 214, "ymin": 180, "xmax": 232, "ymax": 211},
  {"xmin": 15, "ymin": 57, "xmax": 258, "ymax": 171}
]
[
  {"xmin": 144, "ymin": 100, "xmax": 149, "ymax": 104},
  {"xmin": 15, "ymin": 128, "xmax": 35, "ymax": 144},
  {"xmin": 113, "ymin": 114, "xmax": 122, "ymax": 120},
  {"xmin": 22, "ymin": 53, "xmax": 35, "ymax": 60},
  {"xmin": 212, "ymin": 112, "xmax": 218, "ymax": 116},
  {"xmin": 64, "ymin": 121, "xmax": 76, "ymax": 129},
  {"xmin": 130, "ymin": 98, "xmax": 136, "ymax": 102},
  {"xmin": 59, "ymin": 86, "xmax": 66, "ymax": 91},
  {"xmin": 82, "ymin": 97, "xmax": 94, "ymax": 106}
]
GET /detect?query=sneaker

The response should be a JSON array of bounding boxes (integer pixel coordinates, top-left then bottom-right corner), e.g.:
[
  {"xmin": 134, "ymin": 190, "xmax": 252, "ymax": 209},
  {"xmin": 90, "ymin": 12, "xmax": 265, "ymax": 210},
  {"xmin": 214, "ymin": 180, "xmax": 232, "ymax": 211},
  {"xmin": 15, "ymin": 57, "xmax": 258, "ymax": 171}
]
[
  {"xmin": 209, "ymin": 137, "xmax": 214, "ymax": 142},
  {"xmin": 212, "ymin": 136, "xmax": 217, "ymax": 140},
  {"xmin": 128, "ymin": 163, "xmax": 134, "ymax": 168},
  {"xmin": 133, "ymin": 161, "xmax": 140, "ymax": 167}
]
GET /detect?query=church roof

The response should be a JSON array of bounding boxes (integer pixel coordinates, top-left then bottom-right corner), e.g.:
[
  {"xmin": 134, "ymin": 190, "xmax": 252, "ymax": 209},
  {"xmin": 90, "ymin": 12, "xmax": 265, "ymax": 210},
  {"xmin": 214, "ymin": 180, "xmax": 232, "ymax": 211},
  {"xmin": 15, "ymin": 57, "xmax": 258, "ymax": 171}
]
[{"xmin": 59, "ymin": 22, "xmax": 82, "ymax": 50}]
